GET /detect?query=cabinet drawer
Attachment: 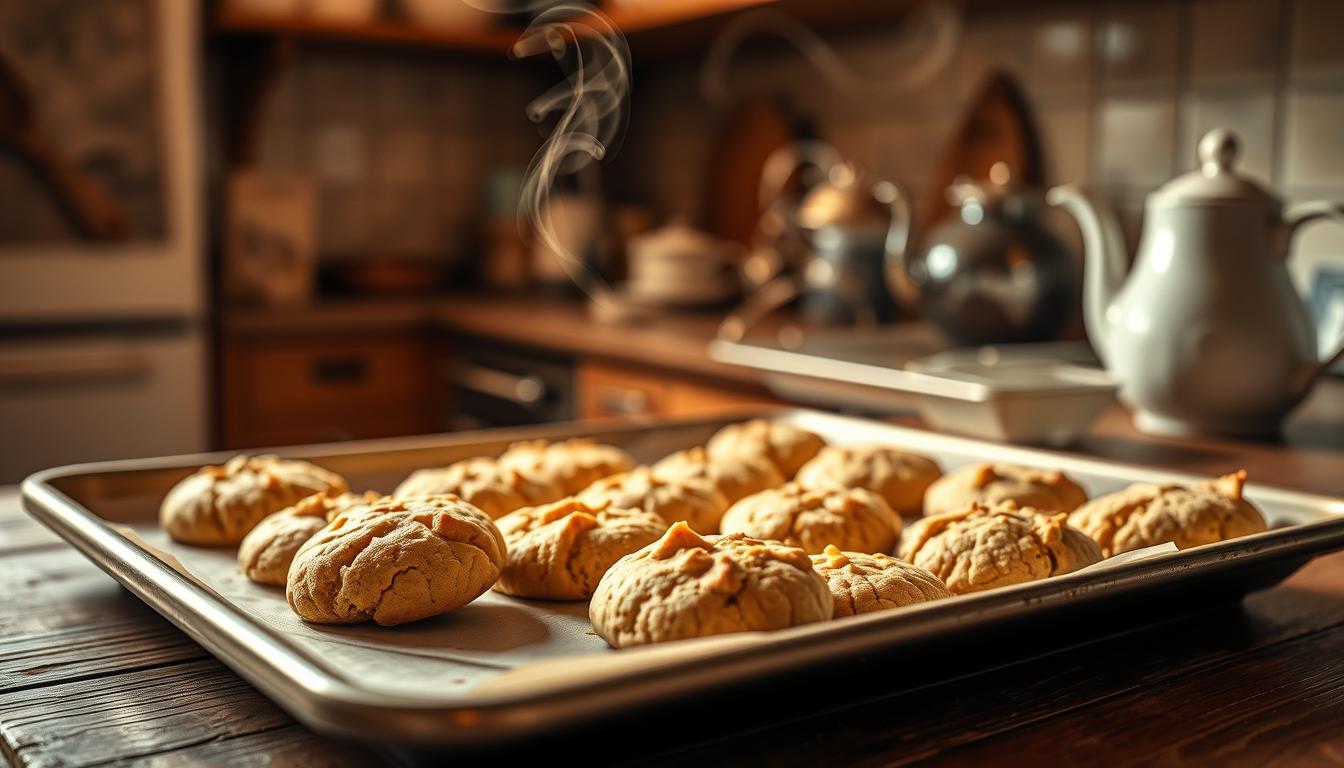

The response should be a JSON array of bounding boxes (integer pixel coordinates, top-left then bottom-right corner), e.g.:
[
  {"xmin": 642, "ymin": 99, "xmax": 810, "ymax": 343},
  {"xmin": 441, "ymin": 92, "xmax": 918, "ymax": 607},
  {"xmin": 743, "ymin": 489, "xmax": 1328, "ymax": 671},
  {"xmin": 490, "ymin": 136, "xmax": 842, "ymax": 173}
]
[{"xmin": 578, "ymin": 359, "xmax": 780, "ymax": 421}]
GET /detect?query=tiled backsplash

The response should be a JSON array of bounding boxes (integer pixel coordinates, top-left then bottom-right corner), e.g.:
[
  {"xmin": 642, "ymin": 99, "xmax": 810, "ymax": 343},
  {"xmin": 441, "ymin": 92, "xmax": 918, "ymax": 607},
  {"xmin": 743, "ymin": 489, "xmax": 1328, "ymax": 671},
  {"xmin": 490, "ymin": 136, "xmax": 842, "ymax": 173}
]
[{"xmin": 619, "ymin": 0, "xmax": 1344, "ymax": 295}]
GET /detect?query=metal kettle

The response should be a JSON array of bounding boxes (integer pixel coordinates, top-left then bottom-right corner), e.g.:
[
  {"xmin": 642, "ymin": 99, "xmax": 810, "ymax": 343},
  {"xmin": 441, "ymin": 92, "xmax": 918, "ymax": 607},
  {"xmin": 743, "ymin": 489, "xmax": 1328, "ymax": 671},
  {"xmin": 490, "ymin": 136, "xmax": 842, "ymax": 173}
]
[
  {"xmin": 722, "ymin": 141, "xmax": 913, "ymax": 339},
  {"xmin": 908, "ymin": 165, "xmax": 1077, "ymax": 345}
]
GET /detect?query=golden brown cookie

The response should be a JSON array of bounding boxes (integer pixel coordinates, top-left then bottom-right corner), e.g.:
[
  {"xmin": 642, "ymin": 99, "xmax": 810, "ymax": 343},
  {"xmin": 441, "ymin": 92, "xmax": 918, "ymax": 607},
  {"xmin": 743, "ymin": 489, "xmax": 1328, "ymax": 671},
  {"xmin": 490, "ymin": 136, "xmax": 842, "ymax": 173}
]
[
  {"xmin": 238, "ymin": 491, "xmax": 381, "ymax": 586},
  {"xmin": 718, "ymin": 483, "xmax": 902, "ymax": 555},
  {"xmin": 705, "ymin": 419, "xmax": 825, "ymax": 479},
  {"xmin": 393, "ymin": 457, "xmax": 564, "ymax": 517},
  {"xmin": 589, "ymin": 523, "xmax": 832, "ymax": 648},
  {"xmin": 899, "ymin": 501, "xmax": 1102, "ymax": 595},
  {"xmin": 577, "ymin": 466, "xmax": 729, "ymax": 533},
  {"xmin": 652, "ymin": 446, "xmax": 785, "ymax": 504},
  {"xmin": 493, "ymin": 498, "xmax": 666, "ymax": 600},
  {"xmin": 160, "ymin": 455, "xmax": 348, "ymax": 546},
  {"xmin": 923, "ymin": 463, "xmax": 1088, "ymax": 518},
  {"xmin": 498, "ymin": 439, "xmax": 634, "ymax": 496},
  {"xmin": 1068, "ymin": 471, "xmax": 1266, "ymax": 557},
  {"xmin": 286, "ymin": 495, "xmax": 505, "ymax": 626},
  {"xmin": 810, "ymin": 545, "xmax": 951, "ymax": 617},
  {"xmin": 795, "ymin": 444, "xmax": 943, "ymax": 519}
]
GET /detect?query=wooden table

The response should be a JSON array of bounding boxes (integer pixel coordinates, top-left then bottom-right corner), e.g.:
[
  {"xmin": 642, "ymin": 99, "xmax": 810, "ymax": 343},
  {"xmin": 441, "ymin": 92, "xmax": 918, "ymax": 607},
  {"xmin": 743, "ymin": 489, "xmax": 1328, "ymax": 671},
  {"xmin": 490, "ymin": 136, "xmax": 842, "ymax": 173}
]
[{"xmin": 4, "ymin": 398, "xmax": 1344, "ymax": 767}]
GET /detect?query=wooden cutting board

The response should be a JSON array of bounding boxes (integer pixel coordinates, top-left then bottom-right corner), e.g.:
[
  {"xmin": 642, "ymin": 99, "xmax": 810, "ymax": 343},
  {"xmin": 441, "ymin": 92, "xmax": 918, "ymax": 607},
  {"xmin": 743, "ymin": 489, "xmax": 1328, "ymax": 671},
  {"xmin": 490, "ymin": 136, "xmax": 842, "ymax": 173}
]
[{"xmin": 918, "ymin": 70, "xmax": 1043, "ymax": 237}]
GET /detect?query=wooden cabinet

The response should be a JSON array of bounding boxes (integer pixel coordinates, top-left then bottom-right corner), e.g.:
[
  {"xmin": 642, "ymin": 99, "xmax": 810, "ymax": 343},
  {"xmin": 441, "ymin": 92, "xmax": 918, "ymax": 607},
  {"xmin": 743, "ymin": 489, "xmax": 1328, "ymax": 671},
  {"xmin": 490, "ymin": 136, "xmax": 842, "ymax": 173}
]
[
  {"xmin": 577, "ymin": 358, "xmax": 779, "ymax": 421},
  {"xmin": 220, "ymin": 334, "xmax": 440, "ymax": 449}
]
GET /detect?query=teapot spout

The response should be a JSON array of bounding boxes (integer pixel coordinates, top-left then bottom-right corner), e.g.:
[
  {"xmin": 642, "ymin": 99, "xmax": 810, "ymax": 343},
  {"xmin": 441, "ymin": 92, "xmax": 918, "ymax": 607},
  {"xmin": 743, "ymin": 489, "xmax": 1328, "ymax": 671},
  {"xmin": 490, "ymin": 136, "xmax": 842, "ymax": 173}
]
[{"xmin": 1047, "ymin": 185, "xmax": 1130, "ymax": 366}]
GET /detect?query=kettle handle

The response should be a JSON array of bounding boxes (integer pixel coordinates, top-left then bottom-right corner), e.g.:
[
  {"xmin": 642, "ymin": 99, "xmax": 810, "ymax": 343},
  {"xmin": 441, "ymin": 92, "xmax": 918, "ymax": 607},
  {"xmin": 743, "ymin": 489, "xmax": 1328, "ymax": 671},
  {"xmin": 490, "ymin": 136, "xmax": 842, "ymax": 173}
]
[{"xmin": 1285, "ymin": 200, "xmax": 1344, "ymax": 371}]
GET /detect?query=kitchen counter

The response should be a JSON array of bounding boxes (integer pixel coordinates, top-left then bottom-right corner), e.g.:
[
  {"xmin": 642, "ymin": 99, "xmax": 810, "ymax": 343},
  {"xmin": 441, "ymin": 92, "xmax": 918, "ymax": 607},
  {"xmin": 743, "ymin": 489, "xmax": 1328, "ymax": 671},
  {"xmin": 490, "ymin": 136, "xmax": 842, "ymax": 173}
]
[
  {"xmin": 6, "ymin": 409, "xmax": 1344, "ymax": 766},
  {"xmin": 221, "ymin": 295, "xmax": 767, "ymax": 385}
]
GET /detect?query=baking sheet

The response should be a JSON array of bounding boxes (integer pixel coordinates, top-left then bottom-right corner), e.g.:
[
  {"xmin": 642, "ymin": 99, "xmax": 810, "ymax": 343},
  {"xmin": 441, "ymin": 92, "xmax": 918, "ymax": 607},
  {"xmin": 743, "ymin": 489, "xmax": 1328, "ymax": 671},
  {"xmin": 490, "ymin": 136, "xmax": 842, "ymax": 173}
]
[{"xmin": 23, "ymin": 410, "xmax": 1344, "ymax": 745}]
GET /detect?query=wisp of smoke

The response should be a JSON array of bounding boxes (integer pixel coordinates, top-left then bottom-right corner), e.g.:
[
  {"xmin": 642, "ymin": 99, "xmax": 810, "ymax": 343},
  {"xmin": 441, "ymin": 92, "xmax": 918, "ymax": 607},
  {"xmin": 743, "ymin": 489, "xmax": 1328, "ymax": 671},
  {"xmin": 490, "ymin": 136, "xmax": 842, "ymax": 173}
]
[{"xmin": 510, "ymin": 4, "xmax": 631, "ymax": 306}]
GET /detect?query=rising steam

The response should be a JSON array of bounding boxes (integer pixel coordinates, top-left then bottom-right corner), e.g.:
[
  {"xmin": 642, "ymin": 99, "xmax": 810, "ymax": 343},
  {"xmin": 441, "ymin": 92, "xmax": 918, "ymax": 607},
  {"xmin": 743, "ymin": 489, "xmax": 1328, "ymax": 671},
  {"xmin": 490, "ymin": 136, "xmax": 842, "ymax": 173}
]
[{"xmin": 511, "ymin": 5, "xmax": 631, "ymax": 306}]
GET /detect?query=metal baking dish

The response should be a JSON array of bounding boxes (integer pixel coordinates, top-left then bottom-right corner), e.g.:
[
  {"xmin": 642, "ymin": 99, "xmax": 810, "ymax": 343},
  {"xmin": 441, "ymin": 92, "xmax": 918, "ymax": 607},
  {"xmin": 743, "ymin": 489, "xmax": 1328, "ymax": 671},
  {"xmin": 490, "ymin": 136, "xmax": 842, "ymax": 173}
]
[{"xmin": 21, "ymin": 411, "xmax": 1344, "ymax": 748}]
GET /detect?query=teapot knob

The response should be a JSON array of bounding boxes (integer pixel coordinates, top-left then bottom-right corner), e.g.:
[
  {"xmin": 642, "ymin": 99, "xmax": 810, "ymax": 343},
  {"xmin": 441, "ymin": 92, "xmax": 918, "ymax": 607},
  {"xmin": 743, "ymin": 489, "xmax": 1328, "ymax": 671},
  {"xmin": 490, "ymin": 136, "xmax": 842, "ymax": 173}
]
[{"xmin": 1198, "ymin": 128, "xmax": 1239, "ymax": 177}]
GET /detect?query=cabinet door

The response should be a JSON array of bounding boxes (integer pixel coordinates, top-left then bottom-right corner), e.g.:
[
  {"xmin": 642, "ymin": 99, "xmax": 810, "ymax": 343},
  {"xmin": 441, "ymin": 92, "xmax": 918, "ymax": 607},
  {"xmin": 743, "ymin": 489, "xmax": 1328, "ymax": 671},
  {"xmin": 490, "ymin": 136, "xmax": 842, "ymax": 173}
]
[{"xmin": 221, "ymin": 335, "xmax": 437, "ymax": 448}]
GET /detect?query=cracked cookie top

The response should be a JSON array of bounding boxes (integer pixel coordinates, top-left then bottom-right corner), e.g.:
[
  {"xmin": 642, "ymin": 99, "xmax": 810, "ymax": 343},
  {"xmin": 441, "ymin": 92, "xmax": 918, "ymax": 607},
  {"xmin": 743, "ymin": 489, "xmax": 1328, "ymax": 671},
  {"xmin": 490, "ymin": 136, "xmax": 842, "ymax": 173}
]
[
  {"xmin": 810, "ymin": 545, "xmax": 951, "ymax": 617},
  {"xmin": 719, "ymin": 483, "xmax": 902, "ymax": 556},
  {"xmin": 493, "ymin": 497, "xmax": 666, "ymax": 600},
  {"xmin": 1068, "ymin": 471, "xmax": 1266, "ymax": 557},
  {"xmin": 923, "ymin": 462, "xmax": 1088, "ymax": 518},
  {"xmin": 497, "ymin": 438, "xmax": 635, "ymax": 496},
  {"xmin": 705, "ymin": 419, "xmax": 825, "ymax": 479},
  {"xmin": 577, "ymin": 466, "xmax": 730, "ymax": 534},
  {"xmin": 652, "ymin": 446, "xmax": 785, "ymax": 505},
  {"xmin": 795, "ymin": 444, "xmax": 943, "ymax": 519},
  {"xmin": 286, "ymin": 495, "xmax": 505, "ymax": 626},
  {"xmin": 238, "ymin": 490, "xmax": 381, "ymax": 587},
  {"xmin": 589, "ymin": 523, "xmax": 832, "ymax": 648},
  {"xmin": 393, "ymin": 457, "xmax": 564, "ymax": 518},
  {"xmin": 160, "ymin": 454, "xmax": 348, "ymax": 546},
  {"xmin": 898, "ymin": 501, "xmax": 1102, "ymax": 595}
]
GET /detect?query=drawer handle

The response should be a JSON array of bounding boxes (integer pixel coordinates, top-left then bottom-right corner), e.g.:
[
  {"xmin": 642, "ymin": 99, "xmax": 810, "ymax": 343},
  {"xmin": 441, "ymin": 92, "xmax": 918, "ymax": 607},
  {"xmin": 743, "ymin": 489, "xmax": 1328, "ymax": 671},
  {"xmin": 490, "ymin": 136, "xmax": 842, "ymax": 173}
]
[
  {"xmin": 596, "ymin": 386, "xmax": 650, "ymax": 416},
  {"xmin": 459, "ymin": 365, "xmax": 547, "ymax": 407},
  {"xmin": 311, "ymin": 357, "xmax": 368, "ymax": 383}
]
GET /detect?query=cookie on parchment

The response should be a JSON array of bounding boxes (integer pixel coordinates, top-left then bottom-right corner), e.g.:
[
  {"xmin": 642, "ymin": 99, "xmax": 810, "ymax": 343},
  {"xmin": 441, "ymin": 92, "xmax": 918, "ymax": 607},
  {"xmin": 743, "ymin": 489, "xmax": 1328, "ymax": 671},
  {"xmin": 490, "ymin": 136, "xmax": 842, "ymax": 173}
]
[
  {"xmin": 286, "ymin": 495, "xmax": 505, "ymax": 626},
  {"xmin": 393, "ymin": 457, "xmax": 563, "ymax": 518},
  {"xmin": 899, "ymin": 501, "xmax": 1102, "ymax": 595},
  {"xmin": 493, "ymin": 498, "xmax": 666, "ymax": 600},
  {"xmin": 1068, "ymin": 471, "xmax": 1266, "ymax": 557},
  {"xmin": 652, "ymin": 446, "xmax": 785, "ymax": 505},
  {"xmin": 578, "ymin": 466, "xmax": 729, "ymax": 533},
  {"xmin": 718, "ymin": 483, "xmax": 902, "ymax": 556},
  {"xmin": 923, "ymin": 463, "xmax": 1088, "ymax": 518},
  {"xmin": 705, "ymin": 419, "xmax": 825, "ymax": 479},
  {"xmin": 589, "ymin": 523, "xmax": 832, "ymax": 648},
  {"xmin": 810, "ymin": 545, "xmax": 951, "ymax": 618},
  {"xmin": 160, "ymin": 455, "xmax": 347, "ymax": 546},
  {"xmin": 238, "ymin": 490, "xmax": 380, "ymax": 586},
  {"xmin": 498, "ymin": 438, "xmax": 634, "ymax": 496},
  {"xmin": 795, "ymin": 444, "xmax": 942, "ymax": 519}
]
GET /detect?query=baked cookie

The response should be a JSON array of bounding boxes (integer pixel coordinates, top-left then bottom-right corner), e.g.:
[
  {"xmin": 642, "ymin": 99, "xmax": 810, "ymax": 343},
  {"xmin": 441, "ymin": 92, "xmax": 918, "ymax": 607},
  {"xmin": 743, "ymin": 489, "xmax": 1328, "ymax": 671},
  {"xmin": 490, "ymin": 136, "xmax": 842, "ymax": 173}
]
[
  {"xmin": 652, "ymin": 446, "xmax": 785, "ymax": 504},
  {"xmin": 589, "ymin": 522, "xmax": 832, "ymax": 648},
  {"xmin": 706, "ymin": 419, "xmax": 825, "ymax": 479},
  {"xmin": 718, "ymin": 483, "xmax": 902, "ymax": 555},
  {"xmin": 393, "ymin": 457, "xmax": 564, "ymax": 517},
  {"xmin": 810, "ymin": 545, "xmax": 951, "ymax": 617},
  {"xmin": 577, "ymin": 467, "xmax": 729, "ymax": 533},
  {"xmin": 923, "ymin": 463, "xmax": 1088, "ymax": 518},
  {"xmin": 795, "ymin": 445, "xmax": 943, "ymax": 519},
  {"xmin": 160, "ymin": 455, "xmax": 348, "ymax": 546},
  {"xmin": 498, "ymin": 439, "xmax": 634, "ymax": 496},
  {"xmin": 1068, "ymin": 471, "xmax": 1266, "ymax": 557},
  {"xmin": 493, "ymin": 498, "xmax": 666, "ymax": 600},
  {"xmin": 286, "ymin": 495, "xmax": 505, "ymax": 626},
  {"xmin": 899, "ymin": 501, "xmax": 1102, "ymax": 595},
  {"xmin": 238, "ymin": 491, "xmax": 381, "ymax": 586}
]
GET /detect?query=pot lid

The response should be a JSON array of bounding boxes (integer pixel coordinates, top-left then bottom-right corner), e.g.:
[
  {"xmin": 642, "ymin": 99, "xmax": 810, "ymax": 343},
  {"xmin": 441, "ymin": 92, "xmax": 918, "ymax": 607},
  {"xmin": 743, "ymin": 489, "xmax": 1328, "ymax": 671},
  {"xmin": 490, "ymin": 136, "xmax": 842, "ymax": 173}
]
[
  {"xmin": 628, "ymin": 217, "xmax": 733, "ymax": 260},
  {"xmin": 1149, "ymin": 128, "xmax": 1279, "ymax": 211}
]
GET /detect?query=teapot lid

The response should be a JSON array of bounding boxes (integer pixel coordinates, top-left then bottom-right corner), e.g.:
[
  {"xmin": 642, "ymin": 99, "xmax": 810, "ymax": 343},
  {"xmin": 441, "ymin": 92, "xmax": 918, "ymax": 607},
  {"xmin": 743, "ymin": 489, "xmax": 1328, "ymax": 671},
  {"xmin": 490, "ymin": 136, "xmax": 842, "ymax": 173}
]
[
  {"xmin": 1150, "ymin": 129, "xmax": 1279, "ymax": 211},
  {"xmin": 797, "ymin": 163, "xmax": 897, "ymax": 234}
]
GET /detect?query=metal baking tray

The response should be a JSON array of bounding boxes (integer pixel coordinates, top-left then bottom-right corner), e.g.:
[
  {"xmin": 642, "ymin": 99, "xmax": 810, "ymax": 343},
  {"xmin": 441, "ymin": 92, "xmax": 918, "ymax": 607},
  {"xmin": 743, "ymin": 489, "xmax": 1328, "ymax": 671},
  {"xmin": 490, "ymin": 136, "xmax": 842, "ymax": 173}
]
[{"xmin": 21, "ymin": 410, "xmax": 1344, "ymax": 748}]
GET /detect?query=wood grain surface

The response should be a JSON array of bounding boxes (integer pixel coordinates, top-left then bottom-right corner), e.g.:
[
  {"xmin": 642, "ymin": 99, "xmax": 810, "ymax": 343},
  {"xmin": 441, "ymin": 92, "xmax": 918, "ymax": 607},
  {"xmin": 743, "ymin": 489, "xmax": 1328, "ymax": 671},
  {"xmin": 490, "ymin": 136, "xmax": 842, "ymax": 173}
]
[{"xmin": 3, "ymin": 410, "xmax": 1343, "ymax": 766}]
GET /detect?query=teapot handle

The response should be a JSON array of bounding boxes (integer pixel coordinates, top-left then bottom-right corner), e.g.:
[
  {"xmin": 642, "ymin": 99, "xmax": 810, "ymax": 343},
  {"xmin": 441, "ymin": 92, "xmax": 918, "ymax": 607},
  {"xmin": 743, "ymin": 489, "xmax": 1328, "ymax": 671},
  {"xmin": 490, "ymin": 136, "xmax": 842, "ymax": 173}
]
[{"xmin": 1285, "ymin": 200, "xmax": 1344, "ymax": 371}]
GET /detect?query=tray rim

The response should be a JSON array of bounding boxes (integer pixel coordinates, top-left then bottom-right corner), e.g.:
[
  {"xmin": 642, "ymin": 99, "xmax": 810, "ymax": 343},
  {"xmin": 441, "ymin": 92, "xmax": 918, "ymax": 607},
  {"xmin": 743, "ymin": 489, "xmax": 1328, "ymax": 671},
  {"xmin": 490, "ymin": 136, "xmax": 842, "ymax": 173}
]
[{"xmin": 21, "ymin": 409, "xmax": 1344, "ymax": 746}]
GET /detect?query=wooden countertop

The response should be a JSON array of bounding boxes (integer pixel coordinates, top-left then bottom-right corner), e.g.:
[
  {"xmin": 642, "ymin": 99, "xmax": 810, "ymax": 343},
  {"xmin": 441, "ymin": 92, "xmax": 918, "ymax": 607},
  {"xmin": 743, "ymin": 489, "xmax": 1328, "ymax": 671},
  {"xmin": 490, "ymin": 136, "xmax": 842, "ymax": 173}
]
[
  {"xmin": 221, "ymin": 295, "xmax": 767, "ymax": 384},
  {"xmin": 5, "ymin": 405, "xmax": 1344, "ymax": 766}
]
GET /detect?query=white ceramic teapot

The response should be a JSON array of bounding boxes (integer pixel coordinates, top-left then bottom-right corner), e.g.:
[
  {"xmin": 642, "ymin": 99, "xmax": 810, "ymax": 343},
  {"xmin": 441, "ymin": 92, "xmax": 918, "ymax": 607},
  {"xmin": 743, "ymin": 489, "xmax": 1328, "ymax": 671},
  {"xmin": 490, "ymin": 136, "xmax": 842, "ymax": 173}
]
[{"xmin": 1049, "ymin": 128, "xmax": 1344, "ymax": 437}]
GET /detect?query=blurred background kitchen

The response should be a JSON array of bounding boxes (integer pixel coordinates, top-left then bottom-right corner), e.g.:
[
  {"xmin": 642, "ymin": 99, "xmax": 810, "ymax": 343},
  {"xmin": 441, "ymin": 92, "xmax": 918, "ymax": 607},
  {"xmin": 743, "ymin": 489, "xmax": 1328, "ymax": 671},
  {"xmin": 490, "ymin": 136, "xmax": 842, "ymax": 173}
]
[{"xmin": 2, "ymin": 0, "xmax": 1342, "ymax": 483}]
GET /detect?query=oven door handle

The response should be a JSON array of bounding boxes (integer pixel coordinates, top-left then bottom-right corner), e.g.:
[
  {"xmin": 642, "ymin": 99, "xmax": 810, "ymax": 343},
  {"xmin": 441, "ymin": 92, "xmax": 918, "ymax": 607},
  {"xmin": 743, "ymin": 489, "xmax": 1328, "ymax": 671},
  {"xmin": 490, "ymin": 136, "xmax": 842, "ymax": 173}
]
[
  {"xmin": 0, "ymin": 351, "xmax": 153, "ymax": 387},
  {"xmin": 457, "ymin": 364, "xmax": 548, "ymax": 407}
]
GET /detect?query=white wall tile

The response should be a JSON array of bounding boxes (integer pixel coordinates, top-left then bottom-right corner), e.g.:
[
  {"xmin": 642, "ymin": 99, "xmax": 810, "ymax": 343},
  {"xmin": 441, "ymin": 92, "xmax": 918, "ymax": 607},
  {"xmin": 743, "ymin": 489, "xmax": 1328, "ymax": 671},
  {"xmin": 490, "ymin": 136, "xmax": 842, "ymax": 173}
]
[
  {"xmin": 307, "ymin": 119, "xmax": 368, "ymax": 185},
  {"xmin": 1190, "ymin": 0, "xmax": 1283, "ymax": 85},
  {"xmin": 1097, "ymin": 97, "xmax": 1177, "ymax": 188},
  {"xmin": 1038, "ymin": 105, "xmax": 1093, "ymax": 185},
  {"xmin": 1179, "ymin": 90, "xmax": 1277, "ymax": 181},
  {"xmin": 1291, "ymin": 0, "xmax": 1344, "ymax": 79},
  {"xmin": 1098, "ymin": 2, "xmax": 1182, "ymax": 89},
  {"xmin": 1025, "ymin": 9, "xmax": 1095, "ymax": 102},
  {"xmin": 1282, "ymin": 91, "xmax": 1344, "ymax": 187}
]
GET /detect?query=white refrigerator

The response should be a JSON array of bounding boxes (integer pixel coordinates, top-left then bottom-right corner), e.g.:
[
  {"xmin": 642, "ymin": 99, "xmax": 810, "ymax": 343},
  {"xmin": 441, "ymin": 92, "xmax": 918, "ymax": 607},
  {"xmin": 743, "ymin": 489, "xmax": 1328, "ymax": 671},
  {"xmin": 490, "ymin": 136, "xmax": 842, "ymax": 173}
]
[{"xmin": 0, "ymin": 0, "xmax": 207, "ymax": 482}]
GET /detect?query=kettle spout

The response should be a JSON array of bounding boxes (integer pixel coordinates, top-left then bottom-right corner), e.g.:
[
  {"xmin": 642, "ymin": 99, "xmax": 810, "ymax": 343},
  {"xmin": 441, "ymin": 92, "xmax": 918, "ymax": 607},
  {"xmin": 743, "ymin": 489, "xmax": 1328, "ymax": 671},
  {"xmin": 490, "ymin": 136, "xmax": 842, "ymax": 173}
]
[{"xmin": 1047, "ymin": 184, "xmax": 1129, "ymax": 366}]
